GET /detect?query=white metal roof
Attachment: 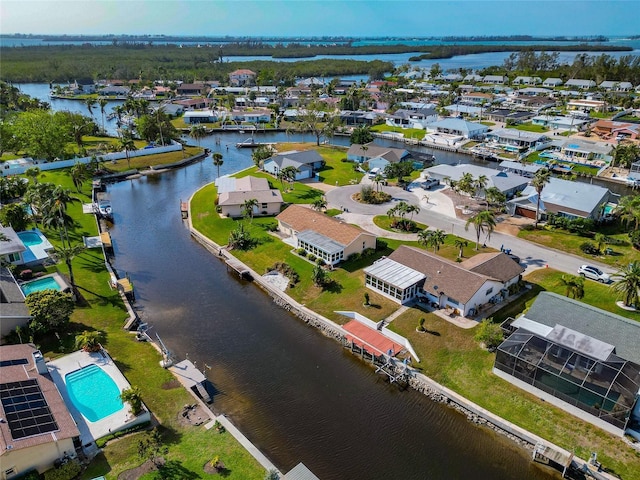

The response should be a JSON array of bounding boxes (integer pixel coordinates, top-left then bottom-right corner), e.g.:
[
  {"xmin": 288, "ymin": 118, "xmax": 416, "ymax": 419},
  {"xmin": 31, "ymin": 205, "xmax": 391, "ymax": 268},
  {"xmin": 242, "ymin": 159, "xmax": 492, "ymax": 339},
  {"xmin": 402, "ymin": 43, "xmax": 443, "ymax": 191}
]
[{"xmin": 364, "ymin": 257, "xmax": 425, "ymax": 290}]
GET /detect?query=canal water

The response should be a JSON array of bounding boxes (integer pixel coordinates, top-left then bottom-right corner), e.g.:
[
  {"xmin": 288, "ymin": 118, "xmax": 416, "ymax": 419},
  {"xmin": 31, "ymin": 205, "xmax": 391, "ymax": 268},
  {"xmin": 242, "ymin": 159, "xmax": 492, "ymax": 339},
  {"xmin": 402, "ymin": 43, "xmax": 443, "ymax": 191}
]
[{"xmin": 104, "ymin": 142, "xmax": 559, "ymax": 479}]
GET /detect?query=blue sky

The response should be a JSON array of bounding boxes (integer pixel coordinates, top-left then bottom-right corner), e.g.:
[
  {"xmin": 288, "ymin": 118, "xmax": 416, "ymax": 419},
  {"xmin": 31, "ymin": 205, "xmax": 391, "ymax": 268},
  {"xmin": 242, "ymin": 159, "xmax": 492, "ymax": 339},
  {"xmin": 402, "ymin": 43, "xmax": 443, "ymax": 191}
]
[{"xmin": 1, "ymin": 1, "xmax": 638, "ymax": 37}]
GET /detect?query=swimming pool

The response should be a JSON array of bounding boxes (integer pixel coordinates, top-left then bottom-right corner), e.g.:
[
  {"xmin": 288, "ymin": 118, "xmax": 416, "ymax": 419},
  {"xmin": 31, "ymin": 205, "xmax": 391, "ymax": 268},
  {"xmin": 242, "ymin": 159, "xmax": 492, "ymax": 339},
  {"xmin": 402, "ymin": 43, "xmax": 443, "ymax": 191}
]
[
  {"xmin": 17, "ymin": 230, "xmax": 43, "ymax": 246},
  {"xmin": 20, "ymin": 276, "xmax": 62, "ymax": 295},
  {"xmin": 65, "ymin": 364, "xmax": 124, "ymax": 422}
]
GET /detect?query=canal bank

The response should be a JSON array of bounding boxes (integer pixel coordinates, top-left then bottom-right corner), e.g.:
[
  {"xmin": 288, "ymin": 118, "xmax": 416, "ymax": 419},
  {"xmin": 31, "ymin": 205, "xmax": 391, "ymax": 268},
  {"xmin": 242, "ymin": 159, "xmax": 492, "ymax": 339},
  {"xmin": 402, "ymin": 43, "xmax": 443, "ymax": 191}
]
[{"xmin": 185, "ymin": 186, "xmax": 614, "ymax": 479}]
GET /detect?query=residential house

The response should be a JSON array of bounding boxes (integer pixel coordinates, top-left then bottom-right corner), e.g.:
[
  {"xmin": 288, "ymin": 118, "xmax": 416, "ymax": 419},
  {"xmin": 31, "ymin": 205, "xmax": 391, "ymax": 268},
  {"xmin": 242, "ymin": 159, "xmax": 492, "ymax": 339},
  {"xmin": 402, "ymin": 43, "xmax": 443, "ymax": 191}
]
[
  {"xmin": 463, "ymin": 74, "xmax": 483, "ymax": 83},
  {"xmin": 551, "ymin": 138, "xmax": 613, "ymax": 164},
  {"xmin": 498, "ymin": 160, "xmax": 545, "ymax": 178},
  {"xmin": 229, "ymin": 109, "xmax": 272, "ymax": 124},
  {"xmin": 443, "ymin": 104, "xmax": 483, "ymax": 118},
  {"xmin": 460, "ymin": 92, "xmax": 493, "ymax": 106},
  {"xmin": 542, "ymin": 78, "xmax": 564, "ymax": 88},
  {"xmin": 229, "ymin": 69, "xmax": 256, "ymax": 87},
  {"xmin": 438, "ymin": 73, "xmax": 463, "ymax": 82},
  {"xmin": 516, "ymin": 87, "xmax": 553, "ymax": 96},
  {"xmin": 364, "ymin": 246, "xmax": 523, "ymax": 314},
  {"xmin": 215, "ymin": 176, "xmax": 283, "ymax": 218},
  {"xmin": 512, "ymin": 76, "xmax": 542, "ymax": 86},
  {"xmin": 276, "ymin": 205, "xmax": 376, "ymax": 266},
  {"xmin": 0, "ymin": 344, "xmax": 80, "ymax": 478},
  {"xmin": 591, "ymin": 119, "xmax": 640, "ymax": 141},
  {"xmin": 531, "ymin": 114, "xmax": 591, "ymax": 131},
  {"xmin": 485, "ymin": 109, "xmax": 535, "ymax": 124},
  {"xmin": 424, "ymin": 118, "xmax": 488, "ymax": 140},
  {"xmin": 263, "ymin": 150, "xmax": 325, "ymax": 181},
  {"xmin": 72, "ymin": 79, "xmax": 95, "ymax": 94},
  {"xmin": 494, "ymin": 292, "xmax": 640, "ymax": 436},
  {"xmin": 483, "ymin": 75, "xmax": 508, "ymax": 84},
  {"xmin": 567, "ymin": 98, "xmax": 606, "ymax": 112},
  {"xmin": 507, "ymin": 177, "xmax": 611, "ymax": 220},
  {"xmin": 347, "ymin": 144, "xmax": 410, "ymax": 164},
  {"xmin": 564, "ymin": 79, "xmax": 596, "ymax": 89},
  {"xmin": 98, "ymin": 85, "xmax": 130, "ymax": 97},
  {"xmin": 485, "ymin": 128, "xmax": 552, "ymax": 152},
  {"xmin": 174, "ymin": 98, "xmax": 214, "ymax": 110},
  {"xmin": 507, "ymin": 95, "xmax": 557, "ymax": 111},
  {"xmin": 0, "ymin": 227, "xmax": 27, "ymax": 266},
  {"xmin": 423, "ymin": 164, "xmax": 530, "ymax": 198},
  {"xmin": 0, "ymin": 227, "xmax": 54, "ymax": 266},
  {"xmin": 0, "ymin": 267, "xmax": 30, "ymax": 340},
  {"xmin": 339, "ymin": 110, "xmax": 379, "ymax": 126},
  {"xmin": 599, "ymin": 81, "xmax": 634, "ymax": 92},
  {"xmin": 385, "ymin": 108, "xmax": 438, "ymax": 129},
  {"xmin": 182, "ymin": 109, "xmax": 218, "ymax": 124},
  {"xmin": 176, "ymin": 83, "xmax": 209, "ymax": 96}
]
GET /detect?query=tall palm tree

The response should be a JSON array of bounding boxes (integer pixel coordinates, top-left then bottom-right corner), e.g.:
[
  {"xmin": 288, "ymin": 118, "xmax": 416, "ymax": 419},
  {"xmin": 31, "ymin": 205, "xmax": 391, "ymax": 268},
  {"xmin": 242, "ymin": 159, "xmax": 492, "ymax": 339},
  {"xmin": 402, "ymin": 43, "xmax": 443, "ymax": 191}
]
[
  {"xmin": 458, "ymin": 172, "xmax": 475, "ymax": 196},
  {"xmin": 465, "ymin": 210, "xmax": 496, "ymax": 250},
  {"xmin": 43, "ymin": 186, "xmax": 78, "ymax": 247},
  {"xmin": 98, "ymin": 97, "xmax": 108, "ymax": 133},
  {"xmin": 428, "ymin": 229, "xmax": 447, "ymax": 252},
  {"xmin": 615, "ymin": 194, "xmax": 640, "ymax": 230},
  {"xmin": 56, "ymin": 243, "xmax": 86, "ymax": 294},
  {"xmin": 118, "ymin": 135, "xmax": 136, "ymax": 169},
  {"xmin": 68, "ymin": 163, "xmax": 89, "ymax": 193},
  {"xmin": 241, "ymin": 198, "xmax": 259, "ymax": 223},
  {"xmin": 212, "ymin": 153, "xmax": 224, "ymax": 178},
  {"xmin": 85, "ymin": 98, "xmax": 96, "ymax": 118},
  {"xmin": 454, "ymin": 238, "xmax": 469, "ymax": 258},
  {"xmin": 474, "ymin": 174, "xmax": 489, "ymax": 199},
  {"xmin": 189, "ymin": 124, "xmax": 207, "ymax": 146},
  {"xmin": 532, "ymin": 169, "xmax": 551, "ymax": 228},
  {"xmin": 610, "ymin": 262, "xmax": 640, "ymax": 308},
  {"xmin": 417, "ymin": 229, "xmax": 432, "ymax": 250}
]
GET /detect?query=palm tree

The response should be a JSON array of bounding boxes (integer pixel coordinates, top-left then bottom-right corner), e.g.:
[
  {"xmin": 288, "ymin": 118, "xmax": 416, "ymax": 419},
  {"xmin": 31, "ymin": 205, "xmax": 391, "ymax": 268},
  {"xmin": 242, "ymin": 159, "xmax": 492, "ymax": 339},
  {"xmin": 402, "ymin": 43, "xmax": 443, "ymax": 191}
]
[
  {"xmin": 594, "ymin": 233, "xmax": 607, "ymax": 254},
  {"xmin": 189, "ymin": 124, "xmax": 207, "ymax": 146},
  {"xmin": 465, "ymin": 210, "xmax": 496, "ymax": 250},
  {"xmin": 417, "ymin": 229, "xmax": 432, "ymax": 249},
  {"xmin": 98, "ymin": 97, "xmax": 108, "ymax": 133},
  {"xmin": 24, "ymin": 166, "xmax": 42, "ymax": 185},
  {"xmin": 459, "ymin": 172, "xmax": 475, "ymax": 196},
  {"xmin": 558, "ymin": 274, "xmax": 585, "ymax": 299},
  {"xmin": 212, "ymin": 152, "xmax": 224, "ymax": 178},
  {"xmin": 75, "ymin": 330, "xmax": 105, "ymax": 352},
  {"xmin": 373, "ymin": 173, "xmax": 385, "ymax": 192},
  {"xmin": 454, "ymin": 238, "xmax": 469, "ymax": 258},
  {"xmin": 43, "ymin": 186, "xmax": 78, "ymax": 247},
  {"xmin": 532, "ymin": 169, "xmax": 551, "ymax": 228},
  {"xmin": 120, "ymin": 387, "xmax": 144, "ymax": 416},
  {"xmin": 610, "ymin": 261, "xmax": 640, "ymax": 308},
  {"xmin": 241, "ymin": 198, "xmax": 259, "ymax": 223},
  {"xmin": 54, "ymin": 243, "xmax": 85, "ymax": 293},
  {"xmin": 312, "ymin": 197, "xmax": 327, "ymax": 212},
  {"xmin": 312, "ymin": 264, "xmax": 329, "ymax": 287},
  {"xmin": 118, "ymin": 135, "xmax": 136, "ymax": 169},
  {"xmin": 280, "ymin": 166, "xmax": 298, "ymax": 191},
  {"xmin": 85, "ymin": 98, "xmax": 97, "ymax": 118},
  {"xmin": 69, "ymin": 163, "xmax": 89, "ymax": 193},
  {"xmin": 615, "ymin": 195, "xmax": 640, "ymax": 230},
  {"xmin": 474, "ymin": 174, "xmax": 489, "ymax": 199},
  {"xmin": 428, "ymin": 229, "xmax": 447, "ymax": 252}
]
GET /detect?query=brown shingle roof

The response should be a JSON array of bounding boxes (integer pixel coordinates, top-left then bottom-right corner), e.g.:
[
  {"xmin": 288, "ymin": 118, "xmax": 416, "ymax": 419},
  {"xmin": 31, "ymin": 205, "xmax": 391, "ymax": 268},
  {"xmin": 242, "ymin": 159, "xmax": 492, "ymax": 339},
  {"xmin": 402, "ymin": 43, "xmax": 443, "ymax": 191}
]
[
  {"xmin": 277, "ymin": 205, "xmax": 373, "ymax": 246},
  {"xmin": 388, "ymin": 246, "xmax": 491, "ymax": 304},
  {"xmin": 0, "ymin": 344, "xmax": 79, "ymax": 454},
  {"xmin": 460, "ymin": 252, "xmax": 525, "ymax": 282}
]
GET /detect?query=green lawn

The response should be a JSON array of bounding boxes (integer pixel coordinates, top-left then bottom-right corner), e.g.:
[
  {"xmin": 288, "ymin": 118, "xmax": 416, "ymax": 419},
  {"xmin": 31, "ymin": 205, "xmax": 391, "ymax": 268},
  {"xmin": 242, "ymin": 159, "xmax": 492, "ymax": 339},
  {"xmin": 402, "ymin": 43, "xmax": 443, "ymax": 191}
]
[
  {"xmin": 513, "ymin": 123, "xmax": 549, "ymax": 133},
  {"xmin": 518, "ymin": 226, "xmax": 640, "ymax": 269},
  {"xmin": 372, "ymin": 215, "xmax": 428, "ymax": 233},
  {"xmin": 233, "ymin": 166, "xmax": 324, "ymax": 204},
  {"xmin": 371, "ymin": 124, "xmax": 425, "ymax": 140}
]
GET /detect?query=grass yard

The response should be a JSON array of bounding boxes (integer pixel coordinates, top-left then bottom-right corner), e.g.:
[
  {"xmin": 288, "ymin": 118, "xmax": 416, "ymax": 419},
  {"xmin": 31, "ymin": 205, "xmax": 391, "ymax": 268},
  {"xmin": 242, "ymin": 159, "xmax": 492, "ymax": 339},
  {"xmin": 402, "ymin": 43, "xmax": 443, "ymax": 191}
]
[
  {"xmin": 371, "ymin": 124, "xmax": 425, "ymax": 140},
  {"xmin": 372, "ymin": 215, "xmax": 428, "ymax": 233},
  {"xmin": 513, "ymin": 123, "xmax": 549, "ymax": 133},
  {"xmin": 518, "ymin": 226, "xmax": 640, "ymax": 269},
  {"xmin": 387, "ymin": 309, "xmax": 640, "ymax": 480},
  {"xmin": 232, "ymin": 166, "xmax": 324, "ymax": 204}
]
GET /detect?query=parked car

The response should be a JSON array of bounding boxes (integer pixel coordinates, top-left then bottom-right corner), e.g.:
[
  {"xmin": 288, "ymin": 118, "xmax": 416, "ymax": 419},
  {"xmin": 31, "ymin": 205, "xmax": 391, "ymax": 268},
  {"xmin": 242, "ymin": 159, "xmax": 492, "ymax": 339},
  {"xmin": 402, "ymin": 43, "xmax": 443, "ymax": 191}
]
[
  {"xmin": 578, "ymin": 265, "xmax": 610, "ymax": 283},
  {"xmin": 421, "ymin": 178, "xmax": 440, "ymax": 190}
]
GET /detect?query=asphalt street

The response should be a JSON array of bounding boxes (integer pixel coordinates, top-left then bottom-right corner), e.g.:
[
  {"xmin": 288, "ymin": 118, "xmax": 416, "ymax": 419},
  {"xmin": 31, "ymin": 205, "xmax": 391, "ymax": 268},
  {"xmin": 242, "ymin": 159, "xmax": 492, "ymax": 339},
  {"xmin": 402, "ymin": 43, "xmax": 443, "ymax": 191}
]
[{"xmin": 325, "ymin": 184, "xmax": 617, "ymax": 277}]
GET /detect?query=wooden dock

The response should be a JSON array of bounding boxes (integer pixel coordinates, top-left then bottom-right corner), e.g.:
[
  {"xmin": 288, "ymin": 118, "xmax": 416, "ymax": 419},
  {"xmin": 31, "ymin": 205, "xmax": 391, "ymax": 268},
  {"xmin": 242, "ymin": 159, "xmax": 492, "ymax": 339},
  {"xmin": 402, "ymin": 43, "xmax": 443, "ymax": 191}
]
[
  {"xmin": 169, "ymin": 360, "xmax": 212, "ymax": 403},
  {"xmin": 225, "ymin": 257, "xmax": 252, "ymax": 279},
  {"xmin": 235, "ymin": 138, "xmax": 276, "ymax": 149},
  {"xmin": 100, "ymin": 231, "xmax": 112, "ymax": 249}
]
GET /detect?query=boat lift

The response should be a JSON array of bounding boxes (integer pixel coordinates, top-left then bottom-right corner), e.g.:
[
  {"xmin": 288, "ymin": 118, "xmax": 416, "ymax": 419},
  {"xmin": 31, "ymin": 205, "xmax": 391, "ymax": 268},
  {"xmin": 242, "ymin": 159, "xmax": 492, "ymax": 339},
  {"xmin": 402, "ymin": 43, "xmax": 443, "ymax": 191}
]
[{"xmin": 156, "ymin": 333, "xmax": 176, "ymax": 368}]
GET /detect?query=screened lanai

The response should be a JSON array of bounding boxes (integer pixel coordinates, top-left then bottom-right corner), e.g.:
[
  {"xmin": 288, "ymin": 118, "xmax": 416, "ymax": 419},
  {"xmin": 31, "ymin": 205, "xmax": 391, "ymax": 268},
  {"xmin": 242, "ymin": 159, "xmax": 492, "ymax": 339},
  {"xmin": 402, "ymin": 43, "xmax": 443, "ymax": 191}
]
[{"xmin": 494, "ymin": 329, "xmax": 640, "ymax": 431}]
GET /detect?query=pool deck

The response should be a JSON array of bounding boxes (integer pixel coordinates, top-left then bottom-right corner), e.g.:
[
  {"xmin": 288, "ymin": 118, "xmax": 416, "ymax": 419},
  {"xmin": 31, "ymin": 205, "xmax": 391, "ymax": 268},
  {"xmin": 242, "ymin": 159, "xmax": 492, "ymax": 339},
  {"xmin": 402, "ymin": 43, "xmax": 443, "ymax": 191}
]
[
  {"xmin": 20, "ymin": 272, "xmax": 71, "ymax": 295},
  {"xmin": 48, "ymin": 350, "xmax": 150, "ymax": 448},
  {"xmin": 17, "ymin": 228, "xmax": 54, "ymax": 264}
]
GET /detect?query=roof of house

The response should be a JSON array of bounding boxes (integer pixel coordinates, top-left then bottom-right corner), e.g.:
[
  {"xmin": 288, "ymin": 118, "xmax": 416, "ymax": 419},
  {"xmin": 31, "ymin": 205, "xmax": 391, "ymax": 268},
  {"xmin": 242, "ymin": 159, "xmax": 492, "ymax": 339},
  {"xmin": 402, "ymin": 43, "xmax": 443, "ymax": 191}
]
[
  {"xmin": 266, "ymin": 150, "xmax": 324, "ymax": 169},
  {"xmin": 229, "ymin": 69, "xmax": 256, "ymax": 76},
  {"xmin": 347, "ymin": 144, "xmax": 409, "ymax": 162},
  {"xmin": 218, "ymin": 189, "xmax": 283, "ymax": 206},
  {"xmin": 499, "ymin": 160, "xmax": 545, "ymax": 174},
  {"xmin": 364, "ymin": 257, "xmax": 426, "ymax": 290},
  {"xmin": 0, "ymin": 227, "xmax": 27, "ymax": 256},
  {"xmin": 509, "ymin": 177, "xmax": 610, "ymax": 216},
  {"xmin": 0, "ymin": 267, "xmax": 29, "ymax": 318},
  {"xmin": 277, "ymin": 205, "xmax": 373, "ymax": 246},
  {"xmin": 216, "ymin": 175, "xmax": 270, "ymax": 193},
  {"xmin": 487, "ymin": 128, "xmax": 549, "ymax": 142},
  {"xmin": 0, "ymin": 344, "xmax": 80, "ymax": 454},
  {"xmin": 424, "ymin": 164, "xmax": 529, "ymax": 193},
  {"xmin": 426, "ymin": 118, "xmax": 488, "ymax": 134},
  {"xmin": 460, "ymin": 252, "xmax": 525, "ymax": 282},
  {"xmin": 518, "ymin": 292, "xmax": 640, "ymax": 364},
  {"xmin": 388, "ymin": 246, "xmax": 503, "ymax": 305}
]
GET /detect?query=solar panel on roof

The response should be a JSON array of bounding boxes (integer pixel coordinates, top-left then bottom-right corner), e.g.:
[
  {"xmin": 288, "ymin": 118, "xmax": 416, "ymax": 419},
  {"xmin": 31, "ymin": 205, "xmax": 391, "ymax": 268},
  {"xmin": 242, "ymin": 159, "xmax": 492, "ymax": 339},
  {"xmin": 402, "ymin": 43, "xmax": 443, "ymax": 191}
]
[
  {"xmin": 0, "ymin": 358, "xmax": 29, "ymax": 367},
  {"xmin": 0, "ymin": 378, "xmax": 58, "ymax": 440}
]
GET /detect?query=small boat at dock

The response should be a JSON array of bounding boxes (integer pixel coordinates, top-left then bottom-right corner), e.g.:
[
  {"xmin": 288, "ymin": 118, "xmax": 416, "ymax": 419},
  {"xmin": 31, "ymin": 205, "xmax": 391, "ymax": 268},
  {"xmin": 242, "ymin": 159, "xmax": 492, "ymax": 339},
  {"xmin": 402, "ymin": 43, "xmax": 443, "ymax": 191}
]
[{"xmin": 235, "ymin": 137, "xmax": 275, "ymax": 149}]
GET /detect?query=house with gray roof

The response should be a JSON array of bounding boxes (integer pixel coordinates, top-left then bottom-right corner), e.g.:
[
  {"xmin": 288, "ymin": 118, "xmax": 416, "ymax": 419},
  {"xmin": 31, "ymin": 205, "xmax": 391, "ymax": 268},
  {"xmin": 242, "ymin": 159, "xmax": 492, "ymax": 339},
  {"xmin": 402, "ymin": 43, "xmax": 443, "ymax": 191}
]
[
  {"xmin": 599, "ymin": 80, "xmax": 634, "ymax": 91},
  {"xmin": 263, "ymin": 150, "xmax": 325, "ymax": 181},
  {"xmin": 506, "ymin": 177, "xmax": 611, "ymax": 220},
  {"xmin": 542, "ymin": 78, "xmax": 564, "ymax": 88},
  {"xmin": 498, "ymin": 160, "xmax": 545, "ymax": 178},
  {"xmin": 424, "ymin": 118, "xmax": 488, "ymax": 139},
  {"xmin": 0, "ymin": 267, "xmax": 31, "ymax": 339},
  {"xmin": 531, "ymin": 114, "xmax": 591, "ymax": 131},
  {"xmin": 483, "ymin": 75, "xmax": 508, "ymax": 84},
  {"xmin": 215, "ymin": 176, "xmax": 283, "ymax": 218},
  {"xmin": 485, "ymin": 128, "xmax": 552, "ymax": 152},
  {"xmin": 347, "ymin": 144, "xmax": 410, "ymax": 164},
  {"xmin": 494, "ymin": 292, "xmax": 640, "ymax": 436},
  {"xmin": 512, "ymin": 76, "xmax": 542, "ymax": 86},
  {"xmin": 424, "ymin": 164, "xmax": 529, "ymax": 198},
  {"xmin": 463, "ymin": 74, "xmax": 483, "ymax": 83},
  {"xmin": 364, "ymin": 246, "xmax": 523, "ymax": 314},
  {"xmin": 564, "ymin": 79, "xmax": 596, "ymax": 89},
  {"xmin": 385, "ymin": 108, "xmax": 438, "ymax": 129}
]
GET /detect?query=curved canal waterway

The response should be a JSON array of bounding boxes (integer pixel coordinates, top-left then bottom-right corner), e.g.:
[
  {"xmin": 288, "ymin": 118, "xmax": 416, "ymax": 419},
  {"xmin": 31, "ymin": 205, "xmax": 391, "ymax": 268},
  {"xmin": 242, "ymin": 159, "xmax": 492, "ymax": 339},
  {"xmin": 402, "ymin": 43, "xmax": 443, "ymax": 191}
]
[{"xmin": 104, "ymin": 139, "xmax": 560, "ymax": 479}]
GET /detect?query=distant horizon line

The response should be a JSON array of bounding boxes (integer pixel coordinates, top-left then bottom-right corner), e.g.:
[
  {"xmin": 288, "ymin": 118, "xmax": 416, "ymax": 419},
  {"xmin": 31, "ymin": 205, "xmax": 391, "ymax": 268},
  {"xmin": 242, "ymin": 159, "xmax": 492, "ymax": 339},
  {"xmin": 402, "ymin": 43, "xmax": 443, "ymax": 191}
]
[{"xmin": 2, "ymin": 33, "xmax": 637, "ymax": 39}]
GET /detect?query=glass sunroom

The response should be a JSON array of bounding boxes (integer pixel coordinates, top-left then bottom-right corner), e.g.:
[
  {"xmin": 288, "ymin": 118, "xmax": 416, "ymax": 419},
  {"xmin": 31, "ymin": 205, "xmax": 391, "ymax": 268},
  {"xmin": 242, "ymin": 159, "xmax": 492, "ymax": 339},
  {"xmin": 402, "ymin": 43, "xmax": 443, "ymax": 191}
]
[{"xmin": 494, "ymin": 330, "xmax": 640, "ymax": 431}]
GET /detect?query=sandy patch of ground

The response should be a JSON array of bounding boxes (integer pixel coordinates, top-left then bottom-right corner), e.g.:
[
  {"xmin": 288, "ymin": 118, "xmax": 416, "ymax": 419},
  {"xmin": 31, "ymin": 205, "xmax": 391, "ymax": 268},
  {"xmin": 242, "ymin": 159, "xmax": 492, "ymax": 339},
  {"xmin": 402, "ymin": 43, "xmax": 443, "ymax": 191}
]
[
  {"xmin": 494, "ymin": 215, "xmax": 533, "ymax": 236},
  {"xmin": 262, "ymin": 271, "xmax": 290, "ymax": 291}
]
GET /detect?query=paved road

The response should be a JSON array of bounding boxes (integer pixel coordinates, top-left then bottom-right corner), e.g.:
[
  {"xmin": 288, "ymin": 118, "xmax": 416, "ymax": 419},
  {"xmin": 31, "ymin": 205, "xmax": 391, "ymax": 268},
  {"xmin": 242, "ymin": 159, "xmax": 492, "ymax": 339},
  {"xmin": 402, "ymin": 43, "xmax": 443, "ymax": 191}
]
[{"xmin": 325, "ymin": 184, "xmax": 616, "ymax": 277}]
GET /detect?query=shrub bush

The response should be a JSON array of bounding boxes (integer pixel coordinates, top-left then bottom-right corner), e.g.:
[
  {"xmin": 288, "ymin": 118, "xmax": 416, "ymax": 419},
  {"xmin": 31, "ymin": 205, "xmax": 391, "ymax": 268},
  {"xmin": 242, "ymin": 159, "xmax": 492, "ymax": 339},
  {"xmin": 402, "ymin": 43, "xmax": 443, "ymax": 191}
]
[
  {"xmin": 308, "ymin": 254, "xmax": 317, "ymax": 262},
  {"xmin": 297, "ymin": 248, "xmax": 307, "ymax": 257},
  {"xmin": 580, "ymin": 241, "xmax": 599, "ymax": 255},
  {"xmin": 347, "ymin": 252, "xmax": 361, "ymax": 262},
  {"xmin": 316, "ymin": 258, "xmax": 325, "ymax": 266},
  {"xmin": 43, "ymin": 461, "xmax": 81, "ymax": 480},
  {"xmin": 630, "ymin": 230, "xmax": 640, "ymax": 250},
  {"xmin": 474, "ymin": 318, "xmax": 504, "ymax": 351}
]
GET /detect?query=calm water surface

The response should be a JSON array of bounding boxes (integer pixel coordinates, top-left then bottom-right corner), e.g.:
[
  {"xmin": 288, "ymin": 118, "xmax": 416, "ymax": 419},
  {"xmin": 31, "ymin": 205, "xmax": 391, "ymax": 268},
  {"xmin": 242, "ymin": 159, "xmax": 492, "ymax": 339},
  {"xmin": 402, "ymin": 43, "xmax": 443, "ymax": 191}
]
[{"xmin": 104, "ymin": 145, "xmax": 559, "ymax": 479}]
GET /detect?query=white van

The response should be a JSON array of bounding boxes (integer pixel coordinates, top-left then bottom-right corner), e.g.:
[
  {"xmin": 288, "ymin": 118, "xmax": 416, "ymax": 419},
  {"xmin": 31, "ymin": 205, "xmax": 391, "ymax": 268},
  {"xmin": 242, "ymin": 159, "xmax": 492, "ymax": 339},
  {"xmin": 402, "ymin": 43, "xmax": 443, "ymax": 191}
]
[{"xmin": 368, "ymin": 167, "xmax": 381, "ymax": 179}]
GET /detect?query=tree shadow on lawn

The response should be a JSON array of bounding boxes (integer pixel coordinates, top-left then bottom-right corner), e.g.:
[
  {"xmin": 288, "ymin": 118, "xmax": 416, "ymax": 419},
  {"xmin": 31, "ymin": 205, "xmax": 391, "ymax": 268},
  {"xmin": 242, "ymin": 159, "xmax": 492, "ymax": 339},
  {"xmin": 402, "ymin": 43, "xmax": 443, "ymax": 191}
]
[{"xmin": 158, "ymin": 460, "xmax": 200, "ymax": 480}]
